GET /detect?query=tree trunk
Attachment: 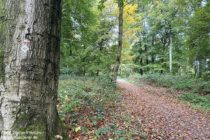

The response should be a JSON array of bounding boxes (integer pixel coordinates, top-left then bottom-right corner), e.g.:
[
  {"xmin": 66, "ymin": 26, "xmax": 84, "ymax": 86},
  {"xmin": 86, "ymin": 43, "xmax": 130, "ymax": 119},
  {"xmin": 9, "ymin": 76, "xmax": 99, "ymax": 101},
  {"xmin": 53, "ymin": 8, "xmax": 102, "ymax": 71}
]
[
  {"xmin": 140, "ymin": 57, "xmax": 143, "ymax": 75},
  {"xmin": 112, "ymin": 1, "xmax": 124, "ymax": 82},
  {"xmin": 169, "ymin": 36, "xmax": 173, "ymax": 73},
  {"xmin": 0, "ymin": 0, "xmax": 62, "ymax": 139}
]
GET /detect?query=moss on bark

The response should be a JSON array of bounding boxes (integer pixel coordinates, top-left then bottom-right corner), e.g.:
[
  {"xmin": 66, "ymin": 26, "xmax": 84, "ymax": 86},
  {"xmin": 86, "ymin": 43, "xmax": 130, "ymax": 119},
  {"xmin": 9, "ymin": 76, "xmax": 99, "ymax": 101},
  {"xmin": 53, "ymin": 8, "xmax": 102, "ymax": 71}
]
[{"xmin": 12, "ymin": 114, "xmax": 46, "ymax": 139}]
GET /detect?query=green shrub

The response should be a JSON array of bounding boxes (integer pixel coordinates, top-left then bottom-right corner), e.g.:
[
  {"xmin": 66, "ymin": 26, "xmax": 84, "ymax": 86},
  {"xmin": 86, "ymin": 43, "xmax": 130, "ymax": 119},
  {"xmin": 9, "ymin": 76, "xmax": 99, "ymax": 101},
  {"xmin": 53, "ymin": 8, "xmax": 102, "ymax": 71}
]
[
  {"xmin": 119, "ymin": 64, "xmax": 140, "ymax": 78},
  {"xmin": 58, "ymin": 76, "xmax": 117, "ymax": 114},
  {"xmin": 145, "ymin": 74, "xmax": 210, "ymax": 93},
  {"xmin": 180, "ymin": 93, "xmax": 210, "ymax": 111}
]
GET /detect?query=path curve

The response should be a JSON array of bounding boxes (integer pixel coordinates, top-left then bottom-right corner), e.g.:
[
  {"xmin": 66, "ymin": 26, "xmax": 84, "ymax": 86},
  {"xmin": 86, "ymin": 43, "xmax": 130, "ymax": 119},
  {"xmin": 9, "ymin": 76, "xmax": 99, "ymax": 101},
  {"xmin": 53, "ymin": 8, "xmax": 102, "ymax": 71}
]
[{"xmin": 117, "ymin": 79, "xmax": 210, "ymax": 140}]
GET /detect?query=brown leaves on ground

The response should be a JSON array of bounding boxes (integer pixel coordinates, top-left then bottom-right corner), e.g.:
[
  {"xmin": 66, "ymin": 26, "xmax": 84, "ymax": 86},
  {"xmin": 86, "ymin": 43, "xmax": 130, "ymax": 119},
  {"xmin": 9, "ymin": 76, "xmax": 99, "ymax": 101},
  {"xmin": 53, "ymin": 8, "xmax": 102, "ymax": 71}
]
[
  {"xmin": 60, "ymin": 78, "xmax": 148, "ymax": 139},
  {"xmin": 117, "ymin": 79, "xmax": 210, "ymax": 140},
  {"xmin": 64, "ymin": 101, "xmax": 145, "ymax": 139}
]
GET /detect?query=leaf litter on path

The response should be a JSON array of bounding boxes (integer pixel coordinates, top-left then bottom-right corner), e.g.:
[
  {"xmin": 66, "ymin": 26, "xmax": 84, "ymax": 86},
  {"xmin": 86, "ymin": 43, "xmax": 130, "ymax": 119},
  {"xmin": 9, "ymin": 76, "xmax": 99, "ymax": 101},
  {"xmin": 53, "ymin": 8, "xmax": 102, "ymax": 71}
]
[{"xmin": 117, "ymin": 80, "xmax": 210, "ymax": 140}]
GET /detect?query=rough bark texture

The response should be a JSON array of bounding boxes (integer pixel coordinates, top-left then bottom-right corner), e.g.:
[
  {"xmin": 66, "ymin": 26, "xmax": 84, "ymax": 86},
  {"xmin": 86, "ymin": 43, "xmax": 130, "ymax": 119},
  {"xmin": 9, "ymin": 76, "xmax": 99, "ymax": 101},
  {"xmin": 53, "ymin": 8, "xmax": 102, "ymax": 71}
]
[
  {"xmin": 112, "ymin": 1, "xmax": 124, "ymax": 83},
  {"xmin": 0, "ymin": 0, "xmax": 62, "ymax": 139}
]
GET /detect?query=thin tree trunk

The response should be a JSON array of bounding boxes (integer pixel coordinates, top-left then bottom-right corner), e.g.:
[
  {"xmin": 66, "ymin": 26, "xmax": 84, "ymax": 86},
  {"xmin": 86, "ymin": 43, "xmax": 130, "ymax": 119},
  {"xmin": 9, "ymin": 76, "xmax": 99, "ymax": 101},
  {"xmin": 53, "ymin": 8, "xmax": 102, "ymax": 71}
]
[
  {"xmin": 0, "ymin": 0, "xmax": 62, "ymax": 139},
  {"xmin": 140, "ymin": 57, "xmax": 143, "ymax": 75},
  {"xmin": 112, "ymin": 1, "xmax": 124, "ymax": 82},
  {"xmin": 169, "ymin": 36, "xmax": 173, "ymax": 73}
]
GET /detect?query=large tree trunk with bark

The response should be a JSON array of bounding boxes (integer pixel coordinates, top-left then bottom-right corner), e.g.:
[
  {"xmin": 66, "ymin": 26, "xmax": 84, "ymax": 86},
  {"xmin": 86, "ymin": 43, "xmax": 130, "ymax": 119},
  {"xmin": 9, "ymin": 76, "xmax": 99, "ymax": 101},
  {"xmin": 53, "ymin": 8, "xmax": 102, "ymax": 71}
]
[
  {"xmin": 112, "ymin": 0, "xmax": 124, "ymax": 83},
  {"xmin": 0, "ymin": 0, "xmax": 62, "ymax": 139}
]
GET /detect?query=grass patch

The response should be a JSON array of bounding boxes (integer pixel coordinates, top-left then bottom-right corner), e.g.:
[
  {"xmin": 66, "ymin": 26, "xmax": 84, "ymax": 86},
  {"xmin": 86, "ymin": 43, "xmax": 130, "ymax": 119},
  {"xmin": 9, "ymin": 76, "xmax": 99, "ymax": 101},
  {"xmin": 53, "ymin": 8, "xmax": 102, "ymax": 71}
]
[
  {"xmin": 58, "ymin": 76, "xmax": 146, "ymax": 139},
  {"xmin": 180, "ymin": 93, "xmax": 210, "ymax": 111},
  {"xmin": 145, "ymin": 74, "xmax": 210, "ymax": 93}
]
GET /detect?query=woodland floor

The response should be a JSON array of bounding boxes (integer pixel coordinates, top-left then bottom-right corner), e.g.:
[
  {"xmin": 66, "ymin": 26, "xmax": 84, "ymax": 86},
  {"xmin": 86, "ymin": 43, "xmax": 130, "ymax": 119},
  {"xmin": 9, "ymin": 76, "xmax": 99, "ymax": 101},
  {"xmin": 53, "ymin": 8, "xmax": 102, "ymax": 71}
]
[{"xmin": 117, "ymin": 79, "xmax": 210, "ymax": 140}]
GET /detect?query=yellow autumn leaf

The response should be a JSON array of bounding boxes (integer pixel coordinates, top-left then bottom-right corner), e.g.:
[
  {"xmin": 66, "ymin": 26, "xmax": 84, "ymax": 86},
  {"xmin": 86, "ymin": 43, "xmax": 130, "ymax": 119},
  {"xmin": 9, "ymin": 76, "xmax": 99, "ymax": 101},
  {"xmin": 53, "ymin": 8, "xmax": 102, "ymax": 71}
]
[{"xmin": 75, "ymin": 126, "xmax": 81, "ymax": 132}]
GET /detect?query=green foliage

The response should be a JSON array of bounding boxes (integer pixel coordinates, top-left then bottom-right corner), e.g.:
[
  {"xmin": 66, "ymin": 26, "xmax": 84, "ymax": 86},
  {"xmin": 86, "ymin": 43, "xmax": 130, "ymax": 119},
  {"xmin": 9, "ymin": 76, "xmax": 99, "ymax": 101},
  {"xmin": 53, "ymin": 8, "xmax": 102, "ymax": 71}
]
[
  {"xmin": 180, "ymin": 93, "xmax": 210, "ymax": 111},
  {"xmin": 58, "ymin": 76, "xmax": 146, "ymax": 139},
  {"xmin": 95, "ymin": 126, "xmax": 112, "ymax": 138},
  {"xmin": 119, "ymin": 64, "xmax": 139, "ymax": 78},
  {"xmin": 131, "ymin": 0, "xmax": 210, "ymax": 77},
  {"xmin": 58, "ymin": 76, "xmax": 116, "ymax": 115},
  {"xmin": 61, "ymin": 0, "xmax": 116, "ymax": 76},
  {"xmin": 146, "ymin": 74, "xmax": 194, "ymax": 90},
  {"xmin": 93, "ymin": 115, "xmax": 146, "ymax": 139},
  {"xmin": 187, "ymin": 2, "xmax": 210, "ymax": 62},
  {"xmin": 145, "ymin": 74, "xmax": 210, "ymax": 93}
]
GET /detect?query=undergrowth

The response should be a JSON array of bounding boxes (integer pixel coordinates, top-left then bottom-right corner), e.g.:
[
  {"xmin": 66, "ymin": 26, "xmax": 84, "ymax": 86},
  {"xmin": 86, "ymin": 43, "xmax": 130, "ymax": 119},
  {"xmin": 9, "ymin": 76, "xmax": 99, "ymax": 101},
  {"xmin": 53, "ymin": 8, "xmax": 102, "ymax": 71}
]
[
  {"xmin": 179, "ymin": 93, "xmax": 210, "ymax": 111},
  {"xmin": 58, "ymin": 76, "xmax": 146, "ymax": 140},
  {"xmin": 145, "ymin": 74, "xmax": 210, "ymax": 93}
]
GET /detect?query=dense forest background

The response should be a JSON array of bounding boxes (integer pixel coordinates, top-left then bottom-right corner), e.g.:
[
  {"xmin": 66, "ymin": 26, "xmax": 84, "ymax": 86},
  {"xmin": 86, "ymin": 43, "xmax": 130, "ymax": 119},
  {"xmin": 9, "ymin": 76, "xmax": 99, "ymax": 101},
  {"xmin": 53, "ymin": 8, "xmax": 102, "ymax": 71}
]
[
  {"xmin": 0, "ymin": 0, "xmax": 210, "ymax": 139},
  {"xmin": 0, "ymin": 0, "xmax": 209, "ymax": 79},
  {"xmin": 59, "ymin": 0, "xmax": 210, "ymax": 79}
]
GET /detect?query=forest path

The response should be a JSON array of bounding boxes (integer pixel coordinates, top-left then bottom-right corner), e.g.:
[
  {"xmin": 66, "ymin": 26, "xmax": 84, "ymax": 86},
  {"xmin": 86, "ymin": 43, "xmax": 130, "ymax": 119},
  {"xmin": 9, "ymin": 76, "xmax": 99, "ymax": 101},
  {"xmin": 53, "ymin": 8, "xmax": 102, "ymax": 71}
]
[{"xmin": 117, "ymin": 79, "xmax": 210, "ymax": 140}]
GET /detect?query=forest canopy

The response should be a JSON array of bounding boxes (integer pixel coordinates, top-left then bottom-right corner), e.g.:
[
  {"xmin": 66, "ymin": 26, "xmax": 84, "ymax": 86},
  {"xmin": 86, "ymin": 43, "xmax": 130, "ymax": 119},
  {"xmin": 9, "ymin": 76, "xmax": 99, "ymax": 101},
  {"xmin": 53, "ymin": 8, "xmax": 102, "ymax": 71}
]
[
  {"xmin": 60, "ymin": 0, "xmax": 210, "ymax": 78},
  {"xmin": 0, "ymin": 0, "xmax": 209, "ymax": 78}
]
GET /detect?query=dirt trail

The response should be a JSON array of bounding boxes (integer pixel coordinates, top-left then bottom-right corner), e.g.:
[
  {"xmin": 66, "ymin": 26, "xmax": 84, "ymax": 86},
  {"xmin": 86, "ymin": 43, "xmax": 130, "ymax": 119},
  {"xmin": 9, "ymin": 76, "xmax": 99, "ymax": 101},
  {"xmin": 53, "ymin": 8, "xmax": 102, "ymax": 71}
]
[{"xmin": 117, "ymin": 79, "xmax": 210, "ymax": 140}]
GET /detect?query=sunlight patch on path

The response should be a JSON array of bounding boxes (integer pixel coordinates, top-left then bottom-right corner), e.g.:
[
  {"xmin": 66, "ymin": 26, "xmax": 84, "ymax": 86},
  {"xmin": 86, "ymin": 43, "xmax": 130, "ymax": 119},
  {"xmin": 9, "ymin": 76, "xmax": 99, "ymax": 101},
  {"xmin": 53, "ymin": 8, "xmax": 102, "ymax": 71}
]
[{"xmin": 117, "ymin": 78, "xmax": 128, "ymax": 83}]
